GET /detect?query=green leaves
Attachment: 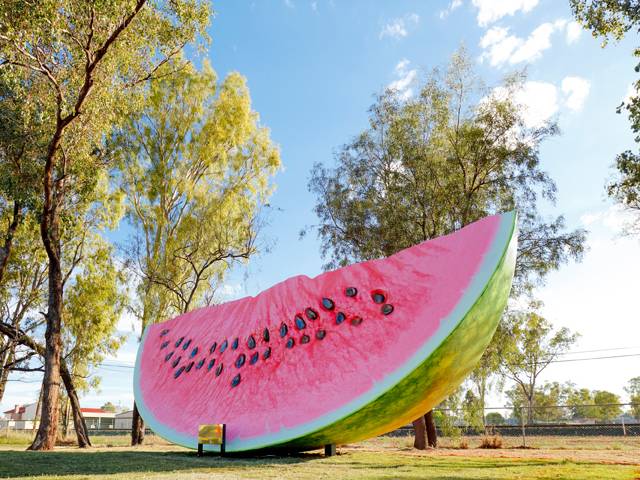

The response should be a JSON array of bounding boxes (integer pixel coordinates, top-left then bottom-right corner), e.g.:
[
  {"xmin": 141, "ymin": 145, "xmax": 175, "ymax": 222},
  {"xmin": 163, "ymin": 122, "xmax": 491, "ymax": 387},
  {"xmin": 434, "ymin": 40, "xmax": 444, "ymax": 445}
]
[
  {"xmin": 115, "ymin": 60, "xmax": 280, "ymax": 324},
  {"xmin": 0, "ymin": 0, "xmax": 214, "ymax": 418},
  {"xmin": 307, "ymin": 48, "xmax": 585, "ymax": 296},
  {"xmin": 571, "ymin": 0, "xmax": 640, "ymax": 234}
]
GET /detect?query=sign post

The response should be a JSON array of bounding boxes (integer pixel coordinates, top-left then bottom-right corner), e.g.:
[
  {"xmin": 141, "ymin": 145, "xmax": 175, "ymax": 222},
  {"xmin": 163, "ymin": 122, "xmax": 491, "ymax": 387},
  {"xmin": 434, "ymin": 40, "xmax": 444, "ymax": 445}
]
[{"xmin": 197, "ymin": 424, "xmax": 226, "ymax": 457}]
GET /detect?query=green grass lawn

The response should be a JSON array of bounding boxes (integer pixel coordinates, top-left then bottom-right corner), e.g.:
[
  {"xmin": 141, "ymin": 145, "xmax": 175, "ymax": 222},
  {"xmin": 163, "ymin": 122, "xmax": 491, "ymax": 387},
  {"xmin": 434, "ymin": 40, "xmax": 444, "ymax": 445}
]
[
  {"xmin": 0, "ymin": 439, "xmax": 638, "ymax": 480},
  {"xmin": 0, "ymin": 447, "xmax": 635, "ymax": 480}
]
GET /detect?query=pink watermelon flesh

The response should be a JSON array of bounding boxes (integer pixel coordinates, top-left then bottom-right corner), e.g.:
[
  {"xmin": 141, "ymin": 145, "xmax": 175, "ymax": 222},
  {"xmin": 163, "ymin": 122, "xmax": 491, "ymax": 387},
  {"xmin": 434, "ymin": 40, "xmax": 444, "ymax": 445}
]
[{"xmin": 134, "ymin": 212, "xmax": 517, "ymax": 452}]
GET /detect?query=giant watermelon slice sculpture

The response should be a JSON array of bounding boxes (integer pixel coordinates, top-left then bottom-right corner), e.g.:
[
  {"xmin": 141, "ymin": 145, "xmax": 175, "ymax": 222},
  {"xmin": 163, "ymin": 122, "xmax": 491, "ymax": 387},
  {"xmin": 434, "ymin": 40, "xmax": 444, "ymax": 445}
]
[{"xmin": 134, "ymin": 211, "xmax": 517, "ymax": 452}]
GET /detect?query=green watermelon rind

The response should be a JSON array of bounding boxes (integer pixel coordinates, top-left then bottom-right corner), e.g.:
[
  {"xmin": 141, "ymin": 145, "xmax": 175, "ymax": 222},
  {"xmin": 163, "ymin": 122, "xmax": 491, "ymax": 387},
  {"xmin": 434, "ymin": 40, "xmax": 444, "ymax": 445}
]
[{"xmin": 134, "ymin": 211, "xmax": 517, "ymax": 452}]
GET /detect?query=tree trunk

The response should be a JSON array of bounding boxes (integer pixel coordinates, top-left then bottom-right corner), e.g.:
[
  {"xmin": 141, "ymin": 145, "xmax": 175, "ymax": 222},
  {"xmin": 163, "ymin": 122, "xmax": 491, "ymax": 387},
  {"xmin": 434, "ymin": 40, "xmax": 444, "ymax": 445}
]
[
  {"xmin": 60, "ymin": 361, "xmax": 91, "ymax": 448},
  {"xmin": 527, "ymin": 395, "xmax": 534, "ymax": 424},
  {"xmin": 412, "ymin": 416, "xmax": 427, "ymax": 449},
  {"xmin": 0, "ymin": 201, "xmax": 22, "ymax": 285},
  {"xmin": 33, "ymin": 385, "xmax": 43, "ymax": 434},
  {"xmin": 61, "ymin": 396, "xmax": 70, "ymax": 438},
  {"xmin": 0, "ymin": 320, "xmax": 90, "ymax": 448},
  {"xmin": 29, "ymin": 208, "xmax": 63, "ymax": 450},
  {"xmin": 425, "ymin": 410, "xmax": 437, "ymax": 448},
  {"xmin": 131, "ymin": 402, "xmax": 145, "ymax": 445},
  {"xmin": 413, "ymin": 410, "xmax": 437, "ymax": 449},
  {"xmin": 0, "ymin": 343, "xmax": 15, "ymax": 404}
]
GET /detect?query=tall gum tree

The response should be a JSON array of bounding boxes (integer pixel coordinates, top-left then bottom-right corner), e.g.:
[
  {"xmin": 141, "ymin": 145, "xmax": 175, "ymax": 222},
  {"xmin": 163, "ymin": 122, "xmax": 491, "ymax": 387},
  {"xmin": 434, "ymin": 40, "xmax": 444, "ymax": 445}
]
[
  {"xmin": 0, "ymin": 0, "xmax": 211, "ymax": 450},
  {"xmin": 306, "ymin": 49, "xmax": 586, "ymax": 449},
  {"xmin": 571, "ymin": 0, "xmax": 640, "ymax": 234},
  {"xmin": 1, "ymin": 169, "xmax": 127, "ymax": 447},
  {"xmin": 114, "ymin": 61, "xmax": 281, "ymax": 445},
  {"xmin": 501, "ymin": 308, "xmax": 578, "ymax": 423}
]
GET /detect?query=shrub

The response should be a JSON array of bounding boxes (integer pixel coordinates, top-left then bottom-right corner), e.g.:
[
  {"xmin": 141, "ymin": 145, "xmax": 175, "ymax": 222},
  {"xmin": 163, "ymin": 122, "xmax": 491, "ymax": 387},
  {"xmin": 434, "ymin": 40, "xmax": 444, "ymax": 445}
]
[{"xmin": 479, "ymin": 435, "xmax": 503, "ymax": 449}]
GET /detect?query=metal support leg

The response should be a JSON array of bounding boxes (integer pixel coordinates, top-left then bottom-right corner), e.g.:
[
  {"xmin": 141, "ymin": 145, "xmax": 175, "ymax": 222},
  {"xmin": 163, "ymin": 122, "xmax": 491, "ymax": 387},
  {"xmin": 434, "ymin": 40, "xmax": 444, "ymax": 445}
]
[{"xmin": 197, "ymin": 443, "xmax": 203, "ymax": 457}]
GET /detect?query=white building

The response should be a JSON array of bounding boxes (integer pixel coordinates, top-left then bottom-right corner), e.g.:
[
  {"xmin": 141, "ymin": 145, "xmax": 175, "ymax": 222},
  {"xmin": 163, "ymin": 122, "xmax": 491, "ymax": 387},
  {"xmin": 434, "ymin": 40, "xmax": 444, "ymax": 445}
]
[
  {"xmin": 114, "ymin": 410, "xmax": 133, "ymax": 429},
  {"xmin": 1, "ymin": 403, "xmax": 116, "ymax": 430},
  {"xmin": 1, "ymin": 403, "xmax": 39, "ymax": 430}
]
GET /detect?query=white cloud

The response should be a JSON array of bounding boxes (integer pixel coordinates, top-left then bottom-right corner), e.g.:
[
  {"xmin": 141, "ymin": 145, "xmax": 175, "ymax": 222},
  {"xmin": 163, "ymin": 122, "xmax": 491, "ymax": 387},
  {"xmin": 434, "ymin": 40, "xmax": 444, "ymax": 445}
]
[
  {"xmin": 561, "ymin": 76, "xmax": 590, "ymax": 111},
  {"xmin": 514, "ymin": 81, "xmax": 559, "ymax": 128},
  {"xmin": 388, "ymin": 58, "xmax": 418, "ymax": 100},
  {"xmin": 480, "ymin": 22, "xmax": 563, "ymax": 67},
  {"xmin": 623, "ymin": 83, "xmax": 636, "ymax": 105},
  {"xmin": 440, "ymin": 0, "xmax": 463, "ymax": 19},
  {"xmin": 488, "ymin": 76, "xmax": 590, "ymax": 130},
  {"xmin": 220, "ymin": 282, "xmax": 243, "ymax": 298},
  {"xmin": 380, "ymin": 13, "xmax": 420, "ymax": 40},
  {"xmin": 566, "ymin": 20, "xmax": 582, "ymax": 44},
  {"xmin": 581, "ymin": 204, "xmax": 637, "ymax": 232},
  {"xmin": 284, "ymin": 0, "xmax": 294, "ymax": 8},
  {"xmin": 311, "ymin": 1, "xmax": 317, "ymax": 11},
  {"xmin": 489, "ymin": 81, "xmax": 559, "ymax": 129},
  {"xmin": 472, "ymin": 0, "xmax": 539, "ymax": 27}
]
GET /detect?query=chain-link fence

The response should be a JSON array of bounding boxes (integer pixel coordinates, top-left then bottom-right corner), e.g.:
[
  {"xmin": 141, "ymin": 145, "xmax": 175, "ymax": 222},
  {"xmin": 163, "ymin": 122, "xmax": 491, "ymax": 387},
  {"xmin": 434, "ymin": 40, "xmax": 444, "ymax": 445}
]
[{"xmin": 390, "ymin": 403, "xmax": 640, "ymax": 446}]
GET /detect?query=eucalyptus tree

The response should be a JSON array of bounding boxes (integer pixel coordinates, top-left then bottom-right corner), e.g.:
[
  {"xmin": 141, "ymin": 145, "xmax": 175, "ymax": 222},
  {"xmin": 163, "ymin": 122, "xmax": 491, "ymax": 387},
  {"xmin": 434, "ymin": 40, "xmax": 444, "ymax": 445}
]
[
  {"xmin": 0, "ymin": 0, "xmax": 211, "ymax": 450},
  {"xmin": 115, "ymin": 62, "xmax": 280, "ymax": 444},
  {"xmin": 625, "ymin": 377, "xmax": 640, "ymax": 419},
  {"xmin": 0, "ymin": 215, "xmax": 47, "ymax": 404},
  {"xmin": 0, "ymin": 170, "xmax": 127, "ymax": 447},
  {"xmin": 306, "ymin": 49, "xmax": 585, "ymax": 448},
  {"xmin": 501, "ymin": 308, "xmax": 578, "ymax": 423},
  {"xmin": 571, "ymin": 0, "xmax": 640, "ymax": 235}
]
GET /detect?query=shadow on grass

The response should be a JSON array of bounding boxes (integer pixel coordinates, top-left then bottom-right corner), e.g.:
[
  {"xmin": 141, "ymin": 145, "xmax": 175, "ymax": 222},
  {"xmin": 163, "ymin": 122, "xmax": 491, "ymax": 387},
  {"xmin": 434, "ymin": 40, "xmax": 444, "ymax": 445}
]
[{"xmin": 0, "ymin": 449, "xmax": 322, "ymax": 478}]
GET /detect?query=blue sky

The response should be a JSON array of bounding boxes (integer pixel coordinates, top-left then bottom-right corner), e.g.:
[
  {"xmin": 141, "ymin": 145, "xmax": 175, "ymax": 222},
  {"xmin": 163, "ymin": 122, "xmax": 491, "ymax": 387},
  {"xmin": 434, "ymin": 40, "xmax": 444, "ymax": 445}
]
[{"xmin": 3, "ymin": 0, "xmax": 640, "ymax": 412}]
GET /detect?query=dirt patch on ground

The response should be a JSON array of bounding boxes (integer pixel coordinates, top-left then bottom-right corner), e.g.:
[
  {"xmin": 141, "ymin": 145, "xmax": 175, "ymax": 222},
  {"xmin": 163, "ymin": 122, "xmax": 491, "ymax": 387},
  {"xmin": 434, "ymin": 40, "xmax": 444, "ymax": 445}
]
[{"xmin": 345, "ymin": 442, "xmax": 640, "ymax": 466}]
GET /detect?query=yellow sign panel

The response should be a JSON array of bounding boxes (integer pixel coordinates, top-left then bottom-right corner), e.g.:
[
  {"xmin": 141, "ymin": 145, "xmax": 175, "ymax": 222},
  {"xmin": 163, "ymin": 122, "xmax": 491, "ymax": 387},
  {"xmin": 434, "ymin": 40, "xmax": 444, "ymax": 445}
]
[{"xmin": 198, "ymin": 424, "xmax": 224, "ymax": 445}]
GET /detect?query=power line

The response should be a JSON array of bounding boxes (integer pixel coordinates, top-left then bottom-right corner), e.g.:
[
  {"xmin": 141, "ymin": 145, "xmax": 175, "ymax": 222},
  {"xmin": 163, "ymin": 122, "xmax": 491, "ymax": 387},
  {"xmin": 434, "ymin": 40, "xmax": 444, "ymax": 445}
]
[
  {"xmin": 555, "ymin": 346, "xmax": 640, "ymax": 356},
  {"xmin": 544, "ymin": 353, "xmax": 640, "ymax": 364}
]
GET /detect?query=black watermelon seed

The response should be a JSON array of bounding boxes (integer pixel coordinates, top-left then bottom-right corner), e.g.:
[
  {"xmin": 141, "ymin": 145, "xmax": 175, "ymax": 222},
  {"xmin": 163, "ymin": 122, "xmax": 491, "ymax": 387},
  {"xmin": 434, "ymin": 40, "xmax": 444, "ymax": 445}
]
[
  {"xmin": 300, "ymin": 334, "xmax": 310, "ymax": 344},
  {"xmin": 305, "ymin": 308, "xmax": 318, "ymax": 320},
  {"xmin": 345, "ymin": 287, "xmax": 358, "ymax": 297},
  {"xmin": 190, "ymin": 347, "xmax": 198, "ymax": 358},
  {"xmin": 294, "ymin": 315, "xmax": 306, "ymax": 330},
  {"xmin": 286, "ymin": 338, "xmax": 295, "ymax": 349},
  {"xmin": 316, "ymin": 330, "xmax": 327, "ymax": 340},
  {"xmin": 171, "ymin": 356, "xmax": 181, "ymax": 368},
  {"xmin": 185, "ymin": 361, "xmax": 194, "ymax": 373},
  {"xmin": 263, "ymin": 347, "xmax": 271, "ymax": 360},
  {"xmin": 250, "ymin": 352, "xmax": 259, "ymax": 365},
  {"xmin": 160, "ymin": 329, "xmax": 170, "ymax": 337},
  {"xmin": 280, "ymin": 323, "xmax": 288, "ymax": 338},
  {"xmin": 196, "ymin": 359, "xmax": 205, "ymax": 370},
  {"xmin": 263, "ymin": 328, "xmax": 270, "ymax": 342},
  {"xmin": 321, "ymin": 298, "xmax": 335, "ymax": 310},
  {"xmin": 372, "ymin": 292, "xmax": 385, "ymax": 304},
  {"xmin": 174, "ymin": 366, "xmax": 185, "ymax": 379},
  {"xmin": 247, "ymin": 335, "xmax": 256, "ymax": 349},
  {"xmin": 209, "ymin": 342, "xmax": 217, "ymax": 354},
  {"xmin": 160, "ymin": 341, "xmax": 169, "ymax": 349},
  {"xmin": 231, "ymin": 374, "xmax": 241, "ymax": 387},
  {"xmin": 175, "ymin": 337, "xmax": 184, "ymax": 348},
  {"xmin": 231, "ymin": 338, "xmax": 239, "ymax": 350},
  {"xmin": 207, "ymin": 358, "xmax": 216, "ymax": 371},
  {"xmin": 219, "ymin": 340, "xmax": 228, "ymax": 353},
  {"xmin": 182, "ymin": 339, "xmax": 192, "ymax": 350},
  {"xmin": 336, "ymin": 312, "xmax": 346, "ymax": 325},
  {"xmin": 215, "ymin": 364, "xmax": 224, "ymax": 376},
  {"xmin": 164, "ymin": 351, "xmax": 174, "ymax": 362},
  {"xmin": 235, "ymin": 354, "xmax": 246, "ymax": 368},
  {"xmin": 382, "ymin": 304, "xmax": 394, "ymax": 315},
  {"xmin": 351, "ymin": 317, "xmax": 363, "ymax": 326}
]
